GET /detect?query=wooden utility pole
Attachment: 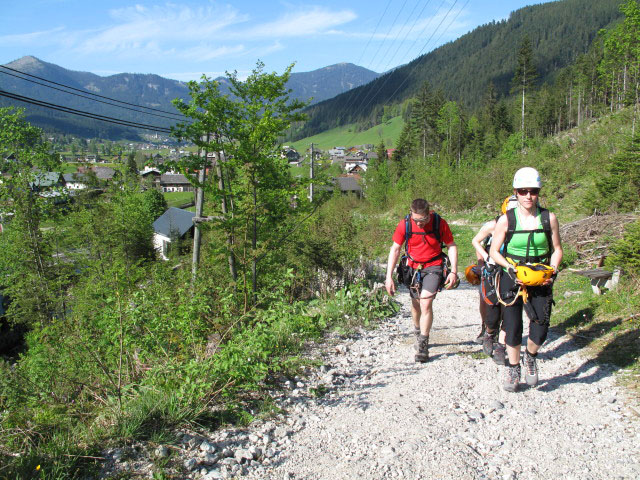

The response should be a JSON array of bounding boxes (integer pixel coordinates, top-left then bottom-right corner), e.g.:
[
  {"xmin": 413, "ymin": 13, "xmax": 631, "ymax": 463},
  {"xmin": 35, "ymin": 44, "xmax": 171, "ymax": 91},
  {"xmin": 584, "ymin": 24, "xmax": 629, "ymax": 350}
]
[
  {"xmin": 309, "ymin": 143, "xmax": 314, "ymax": 202},
  {"xmin": 191, "ymin": 133, "xmax": 209, "ymax": 281}
]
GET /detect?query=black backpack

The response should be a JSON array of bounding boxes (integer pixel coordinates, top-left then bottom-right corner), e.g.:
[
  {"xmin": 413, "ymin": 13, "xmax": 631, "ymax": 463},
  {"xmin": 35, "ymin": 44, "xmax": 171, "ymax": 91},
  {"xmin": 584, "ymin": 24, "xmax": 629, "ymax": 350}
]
[{"xmin": 503, "ymin": 208, "xmax": 553, "ymax": 264}]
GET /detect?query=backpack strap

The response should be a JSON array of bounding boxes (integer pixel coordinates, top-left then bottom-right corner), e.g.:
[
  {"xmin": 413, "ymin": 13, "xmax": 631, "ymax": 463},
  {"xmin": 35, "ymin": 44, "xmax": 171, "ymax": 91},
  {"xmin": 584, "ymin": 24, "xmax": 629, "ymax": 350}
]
[
  {"xmin": 404, "ymin": 214, "xmax": 411, "ymax": 255},
  {"xmin": 540, "ymin": 208, "xmax": 553, "ymax": 256},
  {"xmin": 483, "ymin": 215, "xmax": 502, "ymax": 253}
]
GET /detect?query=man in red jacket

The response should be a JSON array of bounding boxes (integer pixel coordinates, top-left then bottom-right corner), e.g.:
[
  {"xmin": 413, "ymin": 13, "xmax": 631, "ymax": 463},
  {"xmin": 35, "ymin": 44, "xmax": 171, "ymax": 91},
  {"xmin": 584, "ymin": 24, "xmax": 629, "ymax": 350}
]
[{"xmin": 385, "ymin": 198, "xmax": 458, "ymax": 362}]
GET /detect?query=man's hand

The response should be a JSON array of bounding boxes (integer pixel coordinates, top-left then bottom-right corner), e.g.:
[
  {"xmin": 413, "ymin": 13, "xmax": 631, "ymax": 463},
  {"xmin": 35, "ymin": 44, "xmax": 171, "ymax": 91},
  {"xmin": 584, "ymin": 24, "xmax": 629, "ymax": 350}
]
[
  {"xmin": 385, "ymin": 277, "xmax": 396, "ymax": 296},
  {"xmin": 443, "ymin": 272, "xmax": 458, "ymax": 290}
]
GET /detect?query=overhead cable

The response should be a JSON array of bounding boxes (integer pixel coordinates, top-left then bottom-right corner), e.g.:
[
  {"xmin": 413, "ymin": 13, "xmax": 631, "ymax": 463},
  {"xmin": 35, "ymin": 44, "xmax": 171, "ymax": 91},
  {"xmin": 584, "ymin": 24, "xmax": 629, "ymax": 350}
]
[
  {"xmin": 339, "ymin": 0, "xmax": 411, "ymax": 115},
  {"xmin": 369, "ymin": 0, "xmax": 425, "ymax": 74},
  {"xmin": 354, "ymin": 0, "xmax": 461, "ymax": 122},
  {"xmin": 341, "ymin": 0, "xmax": 463, "ymax": 147},
  {"xmin": 381, "ymin": 0, "xmax": 470, "ymax": 105},
  {"xmin": 0, "ymin": 69, "xmax": 189, "ymax": 122},
  {"xmin": 353, "ymin": 0, "xmax": 394, "ymax": 68},
  {"xmin": 0, "ymin": 89, "xmax": 173, "ymax": 133},
  {"xmin": 0, "ymin": 65, "xmax": 186, "ymax": 118}
]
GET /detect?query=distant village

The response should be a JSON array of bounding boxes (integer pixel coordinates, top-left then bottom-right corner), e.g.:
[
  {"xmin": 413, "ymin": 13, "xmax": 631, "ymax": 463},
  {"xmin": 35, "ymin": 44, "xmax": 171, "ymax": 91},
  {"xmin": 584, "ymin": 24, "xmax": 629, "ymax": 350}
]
[{"xmin": 2, "ymin": 141, "xmax": 396, "ymax": 260}]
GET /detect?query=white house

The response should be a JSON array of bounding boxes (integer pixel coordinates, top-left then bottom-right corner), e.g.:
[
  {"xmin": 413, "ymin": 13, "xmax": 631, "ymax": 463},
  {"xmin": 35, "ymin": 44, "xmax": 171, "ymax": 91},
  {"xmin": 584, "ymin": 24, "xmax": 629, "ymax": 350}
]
[
  {"xmin": 63, "ymin": 173, "xmax": 89, "ymax": 190},
  {"xmin": 152, "ymin": 207, "xmax": 195, "ymax": 260}
]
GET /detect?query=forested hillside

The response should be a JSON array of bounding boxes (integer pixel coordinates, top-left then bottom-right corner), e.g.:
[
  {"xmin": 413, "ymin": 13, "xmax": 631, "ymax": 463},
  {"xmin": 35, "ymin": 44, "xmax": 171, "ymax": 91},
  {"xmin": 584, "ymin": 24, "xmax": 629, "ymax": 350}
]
[{"xmin": 297, "ymin": 0, "xmax": 624, "ymax": 139}]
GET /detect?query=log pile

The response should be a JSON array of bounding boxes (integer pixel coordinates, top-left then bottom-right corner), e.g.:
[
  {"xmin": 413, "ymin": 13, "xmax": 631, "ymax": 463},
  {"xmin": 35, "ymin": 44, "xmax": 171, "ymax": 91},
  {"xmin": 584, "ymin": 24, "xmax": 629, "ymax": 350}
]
[{"xmin": 560, "ymin": 213, "xmax": 638, "ymax": 267}]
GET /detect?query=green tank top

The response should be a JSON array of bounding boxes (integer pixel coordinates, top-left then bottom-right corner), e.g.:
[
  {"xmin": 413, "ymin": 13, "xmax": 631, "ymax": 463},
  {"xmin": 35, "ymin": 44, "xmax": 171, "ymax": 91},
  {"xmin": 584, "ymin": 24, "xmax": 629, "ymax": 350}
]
[{"xmin": 505, "ymin": 208, "xmax": 549, "ymax": 261}]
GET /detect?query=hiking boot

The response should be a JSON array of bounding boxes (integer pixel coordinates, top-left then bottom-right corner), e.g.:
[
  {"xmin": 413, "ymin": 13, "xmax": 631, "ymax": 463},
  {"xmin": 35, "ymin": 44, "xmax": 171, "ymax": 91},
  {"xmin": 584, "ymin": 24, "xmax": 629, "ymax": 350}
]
[
  {"xmin": 492, "ymin": 343, "xmax": 506, "ymax": 366},
  {"xmin": 482, "ymin": 330, "xmax": 496, "ymax": 356},
  {"xmin": 414, "ymin": 334, "xmax": 429, "ymax": 363},
  {"xmin": 523, "ymin": 350, "xmax": 539, "ymax": 386},
  {"xmin": 475, "ymin": 324, "xmax": 486, "ymax": 344},
  {"xmin": 503, "ymin": 363, "xmax": 521, "ymax": 392}
]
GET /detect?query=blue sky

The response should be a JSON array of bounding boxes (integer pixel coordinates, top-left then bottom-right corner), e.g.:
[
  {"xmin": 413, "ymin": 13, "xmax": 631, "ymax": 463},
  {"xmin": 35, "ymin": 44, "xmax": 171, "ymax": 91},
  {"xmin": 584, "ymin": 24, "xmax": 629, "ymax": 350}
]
[{"xmin": 0, "ymin": 0, "xmax": 547, "ymax": 81}]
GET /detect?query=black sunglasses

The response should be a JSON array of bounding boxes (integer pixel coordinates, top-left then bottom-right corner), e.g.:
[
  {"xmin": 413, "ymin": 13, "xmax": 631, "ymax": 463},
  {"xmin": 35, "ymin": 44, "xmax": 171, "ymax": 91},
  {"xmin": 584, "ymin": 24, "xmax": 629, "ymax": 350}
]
[{"xmin": 516, "ymin": 188, "xmax": 540, "ymax": 196}]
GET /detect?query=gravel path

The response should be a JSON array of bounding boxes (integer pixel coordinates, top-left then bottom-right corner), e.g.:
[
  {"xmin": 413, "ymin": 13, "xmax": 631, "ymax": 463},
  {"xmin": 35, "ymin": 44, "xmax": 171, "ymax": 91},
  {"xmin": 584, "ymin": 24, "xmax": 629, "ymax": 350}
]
[
  {"xmin": 241, "ymin": 283, "xmax": 640, "ymax": 480},
  {"xmin": 108, "ymin": 283, "xmax": 640, "ymax": 479}
]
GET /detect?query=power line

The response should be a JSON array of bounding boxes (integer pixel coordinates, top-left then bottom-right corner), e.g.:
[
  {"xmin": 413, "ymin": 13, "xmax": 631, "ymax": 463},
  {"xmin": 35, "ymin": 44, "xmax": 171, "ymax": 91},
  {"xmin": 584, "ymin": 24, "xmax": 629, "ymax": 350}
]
[
  {"xmin": 0, "ymin": 89, "xmax": 173, "ymax": 133},
  {"xmin": 340, "ymin": 0, "xmax": 462, "ymax": 147},
  {"xmin": 336, "ymin": 0, "xmax": 439, "ymax": 131},
  {"xmin": 353, "ymin": 0, "xmax": 394, "ymax": 68},
  {"xmin": 369, "ymin": 0, "xmax": 424, "ymax": 74},
  {"xmin": 351, "ymin": 0, "xmax": 451, "ymax": 119},
  {"xmin": 0, "ymin": 65, "xmax": 186, "ymax": 118},
  {"xmin": 339, "ymin": 0, "xmax": 411, "ymax": 116},
  {"xmin": 359, "ymin": 0, "xmax": 460, "ymax": 115},
  {"xmin": 381, "ymin": 0, "xmax": 469, "ymax": 105},
  {"xmin": 0, "ymin": 69, "xmax": 189, "ymax": 122},
  {"xmin": 377, "ymin": 0, "xmax": 435, "ymax": 75}
]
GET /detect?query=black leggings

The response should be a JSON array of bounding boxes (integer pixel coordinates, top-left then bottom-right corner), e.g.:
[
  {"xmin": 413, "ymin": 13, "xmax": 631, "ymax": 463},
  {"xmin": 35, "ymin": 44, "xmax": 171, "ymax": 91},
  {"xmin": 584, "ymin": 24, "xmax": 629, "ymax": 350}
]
[
  {"xmin": 499, "ymin": 271, "xmax": 554, "ymax": 348},
  {"xmin": 480, "ymin": 284, "xmax": 502, "ymax": 332}
]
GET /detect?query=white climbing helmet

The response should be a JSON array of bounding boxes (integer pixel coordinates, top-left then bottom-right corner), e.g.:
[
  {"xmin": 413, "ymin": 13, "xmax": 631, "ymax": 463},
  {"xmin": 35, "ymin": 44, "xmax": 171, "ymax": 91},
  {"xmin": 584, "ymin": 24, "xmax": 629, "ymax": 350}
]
[{"xmin": 513, "ymin": 167, "xmax": 542, "ymax": 189}]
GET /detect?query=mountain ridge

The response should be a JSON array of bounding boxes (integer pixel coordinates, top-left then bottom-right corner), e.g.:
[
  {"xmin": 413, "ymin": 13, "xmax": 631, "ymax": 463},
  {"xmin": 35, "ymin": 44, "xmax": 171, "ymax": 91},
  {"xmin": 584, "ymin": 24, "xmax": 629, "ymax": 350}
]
[{"xmin": 0, "ymin": 57, "xmax": 379, "ymax": 138}]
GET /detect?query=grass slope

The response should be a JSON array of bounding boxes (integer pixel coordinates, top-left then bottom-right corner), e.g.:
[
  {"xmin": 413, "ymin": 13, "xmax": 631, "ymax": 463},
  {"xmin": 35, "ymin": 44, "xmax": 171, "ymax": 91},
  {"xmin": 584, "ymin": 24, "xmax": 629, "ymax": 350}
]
[{"xmin": 289, "ymin": 115, "xmax": 403, "ymax": 152}]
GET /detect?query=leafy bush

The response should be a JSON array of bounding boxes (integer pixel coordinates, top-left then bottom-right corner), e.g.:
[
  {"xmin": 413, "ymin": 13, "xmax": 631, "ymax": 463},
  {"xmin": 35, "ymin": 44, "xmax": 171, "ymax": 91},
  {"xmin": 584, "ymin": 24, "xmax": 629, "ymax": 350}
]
[{"xmin": 607, "ymin": 219, "xmax": 640, "ymax": 277}]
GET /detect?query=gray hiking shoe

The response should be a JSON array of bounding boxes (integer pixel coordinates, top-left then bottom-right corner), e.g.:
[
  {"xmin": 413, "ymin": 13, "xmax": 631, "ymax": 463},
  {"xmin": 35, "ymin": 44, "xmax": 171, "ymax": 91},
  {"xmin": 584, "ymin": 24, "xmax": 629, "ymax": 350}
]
[
  {"xmin": 482, "ymin": 330, "xmax": 496, "ymax": 356},
  {"xmin": 503, "ymin": 363, "xmax": 521, "ymax": 392},
  {"xmin": 475, "ymin": 324, "xmax": 486, "ymax": 344},
  {"xmin": 492, "ymin": 343, "xmax": 506, "ymax": 366},
  {"xmin": 414, "ymin": 334, "xmax": 429, "ymax": 363},
  {"xmin": 523, "ymin": 350, "xmax": 539, "ymax": 386}
]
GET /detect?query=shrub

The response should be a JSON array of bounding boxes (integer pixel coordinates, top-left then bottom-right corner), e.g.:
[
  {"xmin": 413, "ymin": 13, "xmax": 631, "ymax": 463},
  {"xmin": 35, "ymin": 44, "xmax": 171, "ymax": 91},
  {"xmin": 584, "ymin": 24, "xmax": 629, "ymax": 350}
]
[{"xmin": 607, "ymin": 219, "xmax": 640, "ymax": 277}]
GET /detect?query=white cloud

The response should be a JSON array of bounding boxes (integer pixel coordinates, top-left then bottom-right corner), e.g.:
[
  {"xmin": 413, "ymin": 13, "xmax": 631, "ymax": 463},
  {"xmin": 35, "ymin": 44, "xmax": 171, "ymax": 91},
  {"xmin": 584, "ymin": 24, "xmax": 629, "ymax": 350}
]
[
  {"xmin": 0, "ymin": 27, "xmax": 65, "ymax": 45},
  {"xmin": 1, "ymin": 2, "xmax": 359, "ymax": 70},
  {"xmin": 179, "ymin": 44, "xmax": 246, "ymax": 62},
  {"xmin": 243, "ymin": 6, "xmax": 357, "ymax": 38},
  {"xmin": 76, "ymin": 3, "xmax": 248, "ymax": 55}
]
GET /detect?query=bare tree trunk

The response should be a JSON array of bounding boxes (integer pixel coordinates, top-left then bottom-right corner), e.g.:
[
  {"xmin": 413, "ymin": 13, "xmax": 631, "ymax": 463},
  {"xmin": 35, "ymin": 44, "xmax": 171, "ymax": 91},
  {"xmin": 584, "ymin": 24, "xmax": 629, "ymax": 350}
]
[
  {"xmin": 215, "ymin": 149, "xmax": 237, "ymax": 282},
  {"xmin": 577, "ymin": 88, "xmax": 582, "ymax": 127},
  {"xmin": 521, "ymin": 86, "xmax": 526, "ymax": 147},
  {"xmin": 191, "ymin": 137, "xmax": 208, "ymax": 283}
]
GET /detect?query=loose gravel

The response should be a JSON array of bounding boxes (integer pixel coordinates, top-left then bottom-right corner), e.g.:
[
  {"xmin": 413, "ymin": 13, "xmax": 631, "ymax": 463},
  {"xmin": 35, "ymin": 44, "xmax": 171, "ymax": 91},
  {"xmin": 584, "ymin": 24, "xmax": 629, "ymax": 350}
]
[{"xmin": 103, "ymin": 282, "xmax": 640, "ymax": 480}]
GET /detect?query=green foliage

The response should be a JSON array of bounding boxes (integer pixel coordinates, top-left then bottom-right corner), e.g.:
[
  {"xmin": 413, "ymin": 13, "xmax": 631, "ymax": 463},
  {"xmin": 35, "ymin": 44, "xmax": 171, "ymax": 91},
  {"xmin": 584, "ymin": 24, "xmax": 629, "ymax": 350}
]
[
  {"xmin": 607, "ymin": 219, "xmax": 640, "ymax": 276},
  {"xmin": 142, "ymin": 188, "xmax": 169, "ymax": 220},
  {"xmin": 587, "ymin": 135, "xmax": 640, "ymax": 212},
  {"xmin": 363, "ymin": 141, "xmax": 392, "ymax": 209},
  {"xmin": 170, "ymin": 61, "xmax": 312, "ymax": 303},
  {"xmin": 0, "ymin": 108, "xmax": 66, "ymax": 328}
]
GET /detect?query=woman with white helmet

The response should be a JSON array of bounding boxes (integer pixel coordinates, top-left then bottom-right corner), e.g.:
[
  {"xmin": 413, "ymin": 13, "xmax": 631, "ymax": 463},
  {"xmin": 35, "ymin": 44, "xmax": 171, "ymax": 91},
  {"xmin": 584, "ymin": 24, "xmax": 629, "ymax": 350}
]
[{"xmin": 489, "ymin": 167, "xmax": 563, "ymax": 392}]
